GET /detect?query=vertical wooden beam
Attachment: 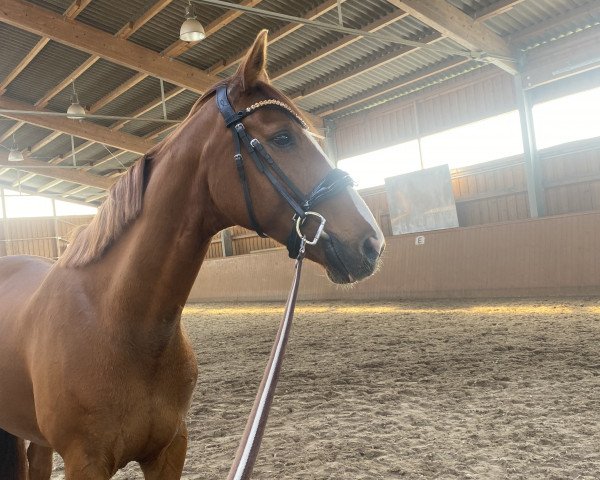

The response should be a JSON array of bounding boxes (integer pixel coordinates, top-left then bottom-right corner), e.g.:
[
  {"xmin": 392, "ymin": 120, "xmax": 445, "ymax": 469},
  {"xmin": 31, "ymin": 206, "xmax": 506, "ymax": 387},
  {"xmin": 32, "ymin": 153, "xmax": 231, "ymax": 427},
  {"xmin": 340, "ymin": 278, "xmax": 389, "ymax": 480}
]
[
  {"xmin": 0, "ymin": 187, "xmax": 8, "ymax": 256},
  {"xmin": 220, "ymin": 228, "xmax": 234, "ymax": 257},
  {"xmin": 514, "ymin": 74, "xmax": 545, "ymax": 218}
]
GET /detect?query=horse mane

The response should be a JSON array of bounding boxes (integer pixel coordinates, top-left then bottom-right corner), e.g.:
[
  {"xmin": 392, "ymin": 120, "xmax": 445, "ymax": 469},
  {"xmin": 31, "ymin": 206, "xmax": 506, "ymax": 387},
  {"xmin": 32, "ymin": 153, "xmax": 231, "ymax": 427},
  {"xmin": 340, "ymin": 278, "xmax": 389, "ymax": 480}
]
[
  {"xmin": 59, "ymin": 155, "xmax": 149, "ymax": 268},
  {"xmin": 59, "ymin": 79, "xmax": 309, "ymax": 268}
]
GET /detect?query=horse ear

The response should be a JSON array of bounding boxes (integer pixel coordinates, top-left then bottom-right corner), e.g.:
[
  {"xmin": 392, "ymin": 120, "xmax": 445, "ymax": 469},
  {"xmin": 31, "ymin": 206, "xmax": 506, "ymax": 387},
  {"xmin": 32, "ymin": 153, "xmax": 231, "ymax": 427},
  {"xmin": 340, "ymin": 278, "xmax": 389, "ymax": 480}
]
[{"xmin": 236, "ymin": 29, "xmax": 269, "ymax": 90}]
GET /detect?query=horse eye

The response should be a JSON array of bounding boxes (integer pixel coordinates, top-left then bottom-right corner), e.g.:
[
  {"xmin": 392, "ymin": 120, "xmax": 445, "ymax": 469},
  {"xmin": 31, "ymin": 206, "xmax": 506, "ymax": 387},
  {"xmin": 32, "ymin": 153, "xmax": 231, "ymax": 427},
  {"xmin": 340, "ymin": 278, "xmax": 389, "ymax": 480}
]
[{"xmin": 270, "ymin": 132, "xmax": 294, "ymax": 148}]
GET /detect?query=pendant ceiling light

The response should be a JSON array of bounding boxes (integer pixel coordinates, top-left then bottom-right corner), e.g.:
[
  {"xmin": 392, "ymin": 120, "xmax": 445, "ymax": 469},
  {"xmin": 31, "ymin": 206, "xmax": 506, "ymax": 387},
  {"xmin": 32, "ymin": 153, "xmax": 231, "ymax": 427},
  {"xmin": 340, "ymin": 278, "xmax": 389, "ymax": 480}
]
[
  {"xmin": 180, "ymin": 1, "xmax": 206, "ymax": 42},
  {"xmin": 67, "ymin": 81, "xmax": 86, "ymax": 120},
  {"xmin": 7, "ymin": 134, "xmax": 24, "ymax": 162}
]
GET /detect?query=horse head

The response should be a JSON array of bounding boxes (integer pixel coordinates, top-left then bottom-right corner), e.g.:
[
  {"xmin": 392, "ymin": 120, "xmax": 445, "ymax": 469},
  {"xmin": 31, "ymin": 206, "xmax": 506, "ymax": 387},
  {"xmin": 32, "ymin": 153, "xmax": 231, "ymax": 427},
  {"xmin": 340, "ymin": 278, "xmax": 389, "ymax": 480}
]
[{"xmin": 201, "ymin": 31, "xmax": 385, "ymax": 284}]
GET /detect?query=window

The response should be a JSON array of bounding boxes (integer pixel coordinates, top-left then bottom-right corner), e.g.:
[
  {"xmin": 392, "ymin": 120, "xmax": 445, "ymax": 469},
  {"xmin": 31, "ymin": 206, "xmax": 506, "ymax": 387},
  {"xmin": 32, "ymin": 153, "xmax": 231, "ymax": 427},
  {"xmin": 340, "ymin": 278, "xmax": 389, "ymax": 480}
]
[
  {"xmin": 533, "ymin": 85, "xmax": 600, "ymax": 149},
  {"xmin": 420, "ymin": 111, "xmax": 524, "ymax": 169},
  {"xmin": 338, "ymin": 140, "xmax": 422, "ymax": 190},
  {"xmin": 54, "ymin": 200, "xmax": 97, "ymax": 216},
  {"xmin": 1, "ymin": 189, "xmax": 97, "ymax": 218},
  {"xmin": 4, "ymin": 189, "xmax": 53, "ymax": 218}
]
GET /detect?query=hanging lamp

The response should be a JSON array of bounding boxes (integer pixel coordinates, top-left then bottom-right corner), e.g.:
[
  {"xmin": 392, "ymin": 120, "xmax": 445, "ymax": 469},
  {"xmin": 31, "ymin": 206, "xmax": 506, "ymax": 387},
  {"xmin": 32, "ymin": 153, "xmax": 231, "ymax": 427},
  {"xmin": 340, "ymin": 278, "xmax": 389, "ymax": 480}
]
[
  {"xmin": 67, "ymin": 81, "xmax": 86, "ymax": 120},
  {"xmin": 7, "ymin": 135, "xmax": 24, "ymax": 162},
  {"xmin": 180, "ymin": 1, "xmax": 206, "ymax": 42}
]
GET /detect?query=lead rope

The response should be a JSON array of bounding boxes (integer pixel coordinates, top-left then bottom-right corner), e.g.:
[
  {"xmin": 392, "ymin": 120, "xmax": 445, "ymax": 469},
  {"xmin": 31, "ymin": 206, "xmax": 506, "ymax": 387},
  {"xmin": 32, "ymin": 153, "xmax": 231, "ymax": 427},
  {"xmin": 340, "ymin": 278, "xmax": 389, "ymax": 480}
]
[{"xmin": 227, "ymin": 215, "xmax": 322, "ymax": 479}]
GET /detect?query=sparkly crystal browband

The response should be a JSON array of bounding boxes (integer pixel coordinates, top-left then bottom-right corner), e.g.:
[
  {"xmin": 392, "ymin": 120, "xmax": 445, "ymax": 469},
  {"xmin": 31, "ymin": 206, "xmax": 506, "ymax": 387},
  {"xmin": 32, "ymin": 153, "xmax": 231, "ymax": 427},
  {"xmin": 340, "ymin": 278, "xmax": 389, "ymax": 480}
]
[{"xmin": 245, "ymin": 99, "xmax": 309, "ymax": 130}]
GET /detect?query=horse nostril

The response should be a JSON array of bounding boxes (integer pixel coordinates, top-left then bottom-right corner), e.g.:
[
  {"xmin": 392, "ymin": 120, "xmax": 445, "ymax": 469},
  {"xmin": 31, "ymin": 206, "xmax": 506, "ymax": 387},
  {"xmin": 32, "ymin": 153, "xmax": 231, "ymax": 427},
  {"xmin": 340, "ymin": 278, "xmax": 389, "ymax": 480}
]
[{"xmin": 363, "ymin": 236, "xmax": 385, "ymax": 261}]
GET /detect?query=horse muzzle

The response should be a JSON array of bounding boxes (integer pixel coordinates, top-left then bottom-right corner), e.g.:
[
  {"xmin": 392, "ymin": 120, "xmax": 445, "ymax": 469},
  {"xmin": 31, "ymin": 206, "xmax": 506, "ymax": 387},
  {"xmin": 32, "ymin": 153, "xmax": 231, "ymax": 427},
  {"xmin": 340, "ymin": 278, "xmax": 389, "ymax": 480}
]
[{"xmin": 322, "ymin": 231, "xmax": 384, "ymax": 284}]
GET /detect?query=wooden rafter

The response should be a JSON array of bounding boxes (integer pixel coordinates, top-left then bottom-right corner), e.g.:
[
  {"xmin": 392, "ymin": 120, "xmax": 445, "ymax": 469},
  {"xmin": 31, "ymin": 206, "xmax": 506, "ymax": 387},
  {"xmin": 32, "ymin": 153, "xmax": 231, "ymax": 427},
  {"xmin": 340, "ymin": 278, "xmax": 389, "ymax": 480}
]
[
  {"xmin": 0, "ymin": 0, "xmax": 216, "ymax": 94},
  {"xmin": 34, "ymin": 0, "xmax": 176, "ymax": 109},
  {"xmin": 386, "ymin": 0, "xmax": 518, "ymax": 74},
  {"xmin": 272, "ymin": 10, "xmax": 408, "ymax": 82},
  {"xmin": 0, "ymin": 121, "xmax": 25, "ymax": 143},
  {"xmin": 207, "ymin": 0, "xmax": 345, "ymax": 75},
  {"xmin": 474, "ymin": 0, "xmax": 527, "ymax": 23},
  {"xmin": 291, "ymin": 33, "xmax": 443, "ymax": 101},
  {"xmin": 88, "ymin": 73, "xmax": 147, "ymax": 114},
  {"xmin": 0, "ymin": 0, "xmax": 91, "ymax": 95},
  {"xmin": 0, "ymin": 39, "xmax": 49, "ymax": 95},
  {"xmin": 0, "ymin": 153, "xmax": 113, "ymax": 190},
  {"xmin": 62, "ymin": 0, "xmax": 93, "ymax": 19},
  {"xmin": 510, "ymin": 2, "xmax": 600, "ymax": 46},
  {"xmin": 80, "ymin": 0, "xmax": 264, "ymax": 119},
  {"xmin": 315, "ymin": 57, "xmax": 470, "ymax": 116},
  {"xmin": 0, "ymin": 97, "xmax": 153, "ymax": 154},
  {"xmin": 34, "ymin": 56, "xmax": 99, "ymax": 109},
  {"xmin": 116, "ymin": 0, "xmax": 175, "ymax": 39},
  {"xmin": 110, "ymin": 88, "xmax": 186, "ymax": 131}
]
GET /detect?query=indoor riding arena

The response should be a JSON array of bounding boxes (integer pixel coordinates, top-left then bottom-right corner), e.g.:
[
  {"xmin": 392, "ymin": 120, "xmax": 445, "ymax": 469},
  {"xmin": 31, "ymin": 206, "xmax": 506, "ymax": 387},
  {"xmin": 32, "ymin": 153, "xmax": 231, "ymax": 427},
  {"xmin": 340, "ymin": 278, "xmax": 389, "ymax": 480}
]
[{"xmin": 1, "ymin": 1, "xmax": 600, "ymax": 480}]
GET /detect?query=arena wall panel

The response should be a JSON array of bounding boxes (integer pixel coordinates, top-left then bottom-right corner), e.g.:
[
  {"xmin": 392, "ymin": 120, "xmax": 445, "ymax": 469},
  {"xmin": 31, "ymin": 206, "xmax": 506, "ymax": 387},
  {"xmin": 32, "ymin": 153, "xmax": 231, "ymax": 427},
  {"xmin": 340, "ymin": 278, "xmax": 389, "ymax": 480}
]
[{"xmin": 189, "ymin": 211, "xmax": 600, "ymax": 302}]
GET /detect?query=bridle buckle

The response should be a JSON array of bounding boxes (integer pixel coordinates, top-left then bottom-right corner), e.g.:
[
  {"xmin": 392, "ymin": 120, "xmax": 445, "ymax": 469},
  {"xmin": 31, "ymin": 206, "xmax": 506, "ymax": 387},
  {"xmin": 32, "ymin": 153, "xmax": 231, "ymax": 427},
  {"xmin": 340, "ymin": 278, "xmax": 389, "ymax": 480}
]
[{"xmin": 295, "ymin": 211, "xmax": 326, "ymax": 246}]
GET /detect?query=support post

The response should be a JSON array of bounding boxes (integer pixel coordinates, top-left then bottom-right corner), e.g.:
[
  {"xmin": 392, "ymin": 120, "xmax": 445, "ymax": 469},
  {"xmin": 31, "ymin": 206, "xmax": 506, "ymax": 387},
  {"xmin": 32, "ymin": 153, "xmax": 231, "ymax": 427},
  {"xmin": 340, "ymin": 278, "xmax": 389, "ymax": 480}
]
[
  {"xmin": 221, "ymin": 228, "xmax": 234, "ymax": 257},
  {"xmin": 0, "ymin": 188, "xmax": 9, "ymax": 256},
  {"xmin": 159, "ymin": 78, "xmax": 168, "ymax": 120},
  {"xmin": 413, "ymin": 101, "xmax": 424, "ymax": 170},
  {"xmin": 51, "ymin": 198, "xmax": 61, "ymax": 259},
  {"xmin": 324, "ymin": 121, "xmax": 339, "ymax": 167},
  {"xmin": 514, "ymin": 74, "xmax": 545, "ymax": 218}
]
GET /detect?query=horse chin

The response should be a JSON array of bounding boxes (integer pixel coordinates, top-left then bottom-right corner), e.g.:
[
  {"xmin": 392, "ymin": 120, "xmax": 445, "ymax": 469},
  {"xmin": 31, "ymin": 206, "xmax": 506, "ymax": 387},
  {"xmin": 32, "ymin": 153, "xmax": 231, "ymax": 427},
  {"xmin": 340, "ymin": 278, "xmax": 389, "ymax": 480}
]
[{"xmin": 322, "ymin": 233, "xmax": 376, "ymax": 285}]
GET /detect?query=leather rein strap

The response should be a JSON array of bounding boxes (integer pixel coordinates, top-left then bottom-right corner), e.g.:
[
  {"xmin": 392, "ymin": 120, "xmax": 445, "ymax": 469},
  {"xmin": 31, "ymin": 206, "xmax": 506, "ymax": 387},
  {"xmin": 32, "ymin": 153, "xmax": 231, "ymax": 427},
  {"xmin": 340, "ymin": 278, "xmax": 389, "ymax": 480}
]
[
  {"xmin": 226, "ymin": 241, "xmax": 306, "ymax": 480},
  {"xmin": 216, "ymin": 86, "xmax": 352, "ymax": 479}
]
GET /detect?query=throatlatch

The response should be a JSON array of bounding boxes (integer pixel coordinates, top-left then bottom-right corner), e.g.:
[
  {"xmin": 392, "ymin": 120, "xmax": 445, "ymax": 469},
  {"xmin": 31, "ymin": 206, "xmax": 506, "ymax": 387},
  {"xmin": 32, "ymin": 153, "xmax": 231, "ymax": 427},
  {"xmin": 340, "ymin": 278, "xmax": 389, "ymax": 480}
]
[{"xmin": 216, "ymin": 86, "xmax": 353, "ymax": 258}]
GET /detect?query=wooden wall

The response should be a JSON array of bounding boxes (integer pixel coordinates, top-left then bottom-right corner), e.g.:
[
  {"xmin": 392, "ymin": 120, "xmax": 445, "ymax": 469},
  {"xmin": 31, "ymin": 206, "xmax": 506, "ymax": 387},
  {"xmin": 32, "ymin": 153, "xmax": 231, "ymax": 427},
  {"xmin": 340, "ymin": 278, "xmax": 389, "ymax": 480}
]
[
  {"xmin": 0, "ymin": 215, "xmax": 93, "ymax": 259},
  {"xmin": 189, "ymin": 211, "xmax": 600, "ymax": 302}
]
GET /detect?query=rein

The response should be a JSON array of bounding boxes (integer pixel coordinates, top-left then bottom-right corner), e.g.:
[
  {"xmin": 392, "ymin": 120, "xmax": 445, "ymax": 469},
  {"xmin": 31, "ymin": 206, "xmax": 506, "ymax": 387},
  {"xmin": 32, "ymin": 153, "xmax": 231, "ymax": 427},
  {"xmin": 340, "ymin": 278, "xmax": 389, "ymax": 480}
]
[
  {"xmin": 216, "ymin": 86, "xmax": 352, "ymax": 478},
  {"xmin": 226, "ymin": 239, "xmax": 306, "ymax": 480}
]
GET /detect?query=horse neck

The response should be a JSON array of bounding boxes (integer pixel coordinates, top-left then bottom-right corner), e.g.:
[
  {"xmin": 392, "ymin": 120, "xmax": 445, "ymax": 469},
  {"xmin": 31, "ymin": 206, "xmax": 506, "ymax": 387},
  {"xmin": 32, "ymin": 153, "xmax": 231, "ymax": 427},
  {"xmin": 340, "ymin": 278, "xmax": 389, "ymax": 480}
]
[{"xmin": 93, "ymin": 108, "xmax": 228, "ymax": 327}]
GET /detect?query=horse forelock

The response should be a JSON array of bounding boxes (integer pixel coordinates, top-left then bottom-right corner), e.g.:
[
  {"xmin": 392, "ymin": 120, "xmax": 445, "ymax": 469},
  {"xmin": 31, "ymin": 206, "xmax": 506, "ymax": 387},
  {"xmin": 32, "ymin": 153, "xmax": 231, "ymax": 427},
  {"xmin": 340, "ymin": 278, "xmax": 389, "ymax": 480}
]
[{"xmin": 59, "ymin": 155, "xmax": 148, "ymax": 268}]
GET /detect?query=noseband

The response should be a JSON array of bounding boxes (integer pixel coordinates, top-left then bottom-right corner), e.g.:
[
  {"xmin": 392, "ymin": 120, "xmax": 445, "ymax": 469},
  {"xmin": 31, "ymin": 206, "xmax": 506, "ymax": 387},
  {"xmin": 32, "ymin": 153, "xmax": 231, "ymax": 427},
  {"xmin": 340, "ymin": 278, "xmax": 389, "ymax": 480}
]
[{"xmin": 216, "ymin": 86, "xmax": 353, "ymax": 258}]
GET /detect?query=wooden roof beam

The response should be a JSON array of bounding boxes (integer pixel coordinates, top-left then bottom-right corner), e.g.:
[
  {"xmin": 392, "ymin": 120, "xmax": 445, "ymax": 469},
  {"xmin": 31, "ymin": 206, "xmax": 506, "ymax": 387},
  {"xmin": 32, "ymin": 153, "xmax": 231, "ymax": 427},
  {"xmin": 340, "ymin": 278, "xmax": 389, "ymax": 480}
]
[
  {"xmin": 473, "ymin": 0, "xmax": 527, "ymax": 22},
  {"xmin": 110, "ymin": 87, "xmax": 186, "ymax": 131},
  {"xmin": 116, "ymin": 0, "xmax": 175, "ymax": 39},
  {"xmin": 0, "ymin": 121, "xmax": 25, "ymax": 143},
  {"xmin": 34, "ymin": 0, "xmax": 176, "ymax": 109},
  {"xmin": 0, "ymin": 96, "xmax": 153, "ymax": 154},
  {"xmin": 291, "ymin": 33, "xmax": 442, "ymax": 101},
  {"xmin": 272, "ymin": 10, "xmax": 408, "ymax": 82},
  {"xmin": 0, "ymin": 0, "xmax": 90, "ymax": 95},
  {"xmin": 315, "ymin": 57, "xmax": 470, "ymax": 116},
  {"xmin": 85, "ymin": 0, "xmax": 263, "ymax": 115},
  {"xmin": 0, "ymin": 0, "xmax": 216, "ymax": 94},
  {"xmin": 0, "ymin": 39, "xmax": 49, "ymax": 95},
  {"xmin": 88, "ymin": 73, "xmax": 147, "ymax": 114},
  {"xmin": 0, "ymin": 153, "xmax": 113, "ymax": 190},
  {"xmin": 386, "ymin": 0, "xmax": 518, "ymax": 74},
  {"xmin": 509, "ymin": 2, "xmax": 600, "ymax": 47},
  {"xmin": 207, "ymin": 0, "xmax": 345, "ymax": 75}
]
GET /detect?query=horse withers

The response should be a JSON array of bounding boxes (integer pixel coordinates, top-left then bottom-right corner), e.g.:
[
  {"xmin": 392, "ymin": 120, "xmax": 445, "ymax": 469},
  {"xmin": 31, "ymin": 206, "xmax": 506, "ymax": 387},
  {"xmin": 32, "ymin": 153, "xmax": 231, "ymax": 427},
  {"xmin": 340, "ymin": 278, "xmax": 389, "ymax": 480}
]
[{"xmin": 0, "ymin": 30, "xmax": 384, "ymax": 480}]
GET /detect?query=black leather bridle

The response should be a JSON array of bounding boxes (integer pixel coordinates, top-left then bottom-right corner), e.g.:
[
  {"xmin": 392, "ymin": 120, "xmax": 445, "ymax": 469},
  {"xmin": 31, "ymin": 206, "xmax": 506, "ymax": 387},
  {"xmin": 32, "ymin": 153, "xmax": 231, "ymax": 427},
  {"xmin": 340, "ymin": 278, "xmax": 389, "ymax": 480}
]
[{"xmin": 216, "ymin": 86, "xmax": 353, "ymax": 258}]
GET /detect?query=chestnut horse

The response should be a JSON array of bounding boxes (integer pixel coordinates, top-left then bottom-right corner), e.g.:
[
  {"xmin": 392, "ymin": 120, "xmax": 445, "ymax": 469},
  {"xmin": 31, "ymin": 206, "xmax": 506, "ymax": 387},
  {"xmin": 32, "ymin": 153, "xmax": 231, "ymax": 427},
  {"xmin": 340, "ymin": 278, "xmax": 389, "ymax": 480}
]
[{"xmin": 0, "ymin": 31, "xmax": 384, "ymax": 479}]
